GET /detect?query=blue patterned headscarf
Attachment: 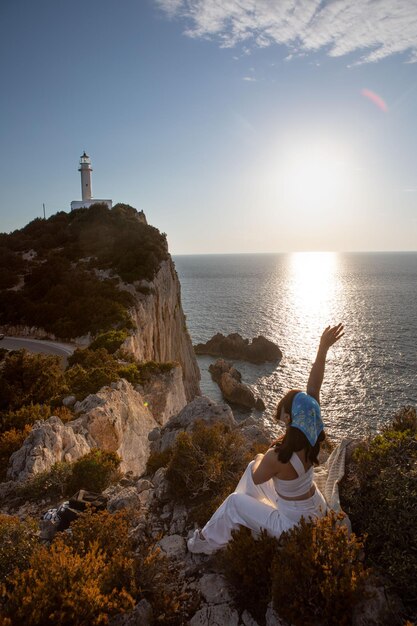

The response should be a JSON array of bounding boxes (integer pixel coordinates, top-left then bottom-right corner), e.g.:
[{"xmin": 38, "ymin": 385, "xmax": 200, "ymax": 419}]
[{"xmin": 291, "ymin": 392, "xmax": 323, "ymax": 446}]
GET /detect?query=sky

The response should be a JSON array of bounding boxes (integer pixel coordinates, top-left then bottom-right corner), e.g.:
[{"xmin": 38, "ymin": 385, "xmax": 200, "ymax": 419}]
[{"xmin": 0, "ymin": 0, "xmax": 416, "ymax": 254}]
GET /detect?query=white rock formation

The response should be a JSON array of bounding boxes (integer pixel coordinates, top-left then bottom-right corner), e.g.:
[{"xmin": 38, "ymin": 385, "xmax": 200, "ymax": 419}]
[
  {"xmin": 135, "ymin": 364, "xmax": 187, "ymax": 426},
  {"xmin": 150, "ymin": 395, "xmax": 237, "ymax": 453},
  {"xmin": 121, "ymin": 258, "xmax": 201, "ymax": 401},
  {"xmin": 7, "ymin": 379, "xmax": 175, "ymax": 482},
  {"xmin": 6, "ymin": 416, "xmax": 91, "ymax": 482}
]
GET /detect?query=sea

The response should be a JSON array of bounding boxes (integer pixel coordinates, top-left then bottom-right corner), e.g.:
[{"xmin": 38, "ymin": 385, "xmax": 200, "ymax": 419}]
[{"xmin": 173, "ymin": 252, "xmax": 417, "ymax": 441}]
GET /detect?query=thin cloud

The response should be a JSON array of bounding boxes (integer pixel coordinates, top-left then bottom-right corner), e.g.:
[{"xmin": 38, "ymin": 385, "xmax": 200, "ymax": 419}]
[
  {"xmin": 156, "ymin": 0, "xmax": 417, "ymax": 64},
  {"xmin": 242, "ymin": 76, "xmax": 256, "ymax": 81}
]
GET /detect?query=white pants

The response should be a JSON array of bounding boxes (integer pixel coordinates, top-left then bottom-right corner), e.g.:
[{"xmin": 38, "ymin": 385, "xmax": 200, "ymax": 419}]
[{"xmin": 201, "ymin": 459, "xmax": 328, "ymax": 550}]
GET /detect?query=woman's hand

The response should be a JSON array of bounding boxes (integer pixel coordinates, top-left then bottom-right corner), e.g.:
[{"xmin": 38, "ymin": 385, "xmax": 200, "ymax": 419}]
[
  {"xmin": 307, "ymin": 323, "xmax": 344, "ymax": 402},
  {"xmin": 319, "ymin": 323, "xmax": 344, "ymax": 352}
]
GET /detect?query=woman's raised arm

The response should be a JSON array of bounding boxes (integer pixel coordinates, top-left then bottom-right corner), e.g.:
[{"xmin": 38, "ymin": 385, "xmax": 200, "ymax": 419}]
[{"xmin": 307, "ymin": 324, "xmax": 344, "ymax": 403}]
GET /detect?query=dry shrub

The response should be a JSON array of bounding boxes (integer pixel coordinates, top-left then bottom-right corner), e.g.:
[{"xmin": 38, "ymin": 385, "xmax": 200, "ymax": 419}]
[
  {"xmin": 66, "ymin": 449, "xmax": 121, "ymax": 495},
  {"xmin": 272, "ymin": 512, "xmax": 368, "ymax": 626},
  {"xmin": 66, "ymin": 508, "xmax": 132, "ymax": 558},
  {"xmin": 165, "ymin": 420, "xmax": 254, "ymax": 524},
  {"xmin": 340, "ymin": 407, "xmax": 417, "ymax": 607},
  {"xmin": 219, "ymin": 526, "xmax": 279, "ymax": 623},
  {"xmin": 17, "ymin": 450, "xmax": 121, "ymax": 503},
  {"xmin": 17, "ymin": 461, "xmax": 74, "ymax": 502},
  {"xmin": 390, "ymin": 405, "xmax": 417, "ymax": 434},
  {"xmin": 1, "ymin": 537, "xmax": 135, "ymax": 626},
  {"xmin": 53, "ymin": 406, "xmax": 74, "ymax": 423},
  {"xmin": 146, "ymin": 447, "xmax": 173, "ymax": 476},
  {"xmin": 69, "ymin": 509, "xmax": 196, "ymax": 624},
  {"xmin": 1, "ymin": 509, "xmax": 197, "ymax": 625},
  {"xmin": 0, "ymin": 404, "xmax": 51, "ymax": 433},
  {"xmin": 0, "ymin": 425, "xmax": 31, "ymax": 480},
  {"xmin": 0, "ymin": 515, "xmax": 38, "ymax": 584},
  {"xmin": 134, "ymin": 541, "xmax": 198, "ymax": 624}
]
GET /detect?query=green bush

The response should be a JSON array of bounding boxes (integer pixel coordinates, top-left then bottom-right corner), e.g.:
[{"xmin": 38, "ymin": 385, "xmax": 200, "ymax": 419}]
[
  {"xmin": 89, "ymin": 330, "xmax": 129, "ymax": 354},
  {"xmin": 0, "ymin": 404, "xmax": 73, "ymax": 434},
  {"xmin": 165, "ymin": 421, "xmax": 256, "ymax": 525},
  {"xmin": 271, "ymin": 513, "xmax": 368, "ymax": 626},
  {"xmin": 0, "ymin": 351, "xmax": 67, "ymax": 412},
  {"xmin": 65, "ymin": 363, "xmax": 119, "ymax": 401},
  {"xmin": 17, "ymin": 450, "xmax": 121, "ymax": 502},
  {"xmin": 0, "ymin": 203, "xmax": 168, "ymax": 340},
  {"xmin": 66, "ymin": 449, "xmax": 121, "ymax": 495},
  {"xmin": 146, "ymin": 448, "xmax": 174, "ymax": 476},
  {"xmin": 340, "ymin": 407, "xmax": 417, "ymax": 607},
  {"xmin": 0, "ymin": 426, "xmax": 31, "ymax": 481},
  {"xmin": 65, "ymin": 351, "xmax": 175, "ymax": 401},
  {"xmin": 219, "ymin": 527, "xmax": 279, "ymax": 623},
  {"xmin": 219, "ymin": 514, "xmax": 368, "ymax": 626},
  {"xmin": 17, "ymin": 462, "xmax": 73, "ymax": 502},
  {"xmin": 0, "ymin": 515, "xmax": 38, "ymax": 584}
]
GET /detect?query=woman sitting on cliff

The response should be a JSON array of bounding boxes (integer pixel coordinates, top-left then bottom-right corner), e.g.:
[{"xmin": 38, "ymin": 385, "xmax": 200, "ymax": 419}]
[{"xmin": 187, "ymin": 323, "xmax": 344, "ymax": 554}]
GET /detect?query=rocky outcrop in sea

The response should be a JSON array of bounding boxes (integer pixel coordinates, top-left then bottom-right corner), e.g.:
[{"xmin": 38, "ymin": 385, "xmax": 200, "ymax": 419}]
[
  {"xmin": 209, "ymin": 359, "xmax": 265, "ymax": 410},
  {"xmin": 194, "ymin": 332, "xmax": 282, "ymax": 364}
]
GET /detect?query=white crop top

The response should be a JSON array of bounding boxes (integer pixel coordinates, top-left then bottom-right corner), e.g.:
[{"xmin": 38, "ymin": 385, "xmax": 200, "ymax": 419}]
[{"xmin": 272, "ymin": 452, "xmax": 314, "ymax": 498}]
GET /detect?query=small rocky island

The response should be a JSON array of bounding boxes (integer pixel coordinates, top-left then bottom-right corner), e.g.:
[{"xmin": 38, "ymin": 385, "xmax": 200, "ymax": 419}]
[
  {"xmin": 209, "ymin": 359, "xmax": 265, "ymax": 411},
  {"xmin": 194, "ymin": 332, "xmax": 282, "ymax": 364}
]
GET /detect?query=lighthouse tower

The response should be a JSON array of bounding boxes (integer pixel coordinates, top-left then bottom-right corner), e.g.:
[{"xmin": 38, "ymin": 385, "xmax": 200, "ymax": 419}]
[
  {"xmin": 70, "ymin": 152, "xmax": 112, "ymax": 211},
  {"xmin": 79, "ymin": 152, "xmax": 93, "ymax": 200}
]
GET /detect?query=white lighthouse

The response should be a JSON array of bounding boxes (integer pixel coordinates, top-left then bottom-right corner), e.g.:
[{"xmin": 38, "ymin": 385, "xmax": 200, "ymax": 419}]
[
  {"xmin": 79, "ymin": 151, "xmax": 93, "ymax": 200},
  {"xmin": 70, "ymin": 152, "xmax": 112, "ymax": 211}
]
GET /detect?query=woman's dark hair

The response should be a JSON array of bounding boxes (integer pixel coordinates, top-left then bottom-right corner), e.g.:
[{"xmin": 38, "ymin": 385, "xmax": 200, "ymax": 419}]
[{"xmin": 273, "ymin": 389, "xmax": 325, "ymax": 465}]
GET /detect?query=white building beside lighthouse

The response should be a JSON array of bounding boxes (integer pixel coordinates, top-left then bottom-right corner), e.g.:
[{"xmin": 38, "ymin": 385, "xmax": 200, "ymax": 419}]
[{"xmin": 70, "ymin": 152, "xmax": 112, "ymax": 211}]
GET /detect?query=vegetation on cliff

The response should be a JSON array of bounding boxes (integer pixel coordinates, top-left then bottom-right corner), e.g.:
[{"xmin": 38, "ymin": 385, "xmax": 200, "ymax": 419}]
[
  {"xmin": 0, "ymin": 509, "xmax": 195, "ymax": 626},
  {"xmin": 0, "ymin": 346, "xmax": 174, "ymax": 479},
  {"xmin": 340, "ymin": 405, "xmax": 417, "ymax": 611},
  {"xmin": 0, "ymin": 203, "xmax": 169, "ymax": 338}
]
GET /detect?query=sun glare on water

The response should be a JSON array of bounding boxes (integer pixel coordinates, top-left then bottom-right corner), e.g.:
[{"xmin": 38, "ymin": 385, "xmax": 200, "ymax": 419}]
[{"xmin": 288, "ymin": 252, "xmax": 342, "ymax": 340}]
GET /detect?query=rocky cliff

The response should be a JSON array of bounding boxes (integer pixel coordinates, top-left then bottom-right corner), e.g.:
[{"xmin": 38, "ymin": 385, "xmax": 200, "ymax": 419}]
[
  {"xmin": 122, "ymin": 258, "xmax": 200, "ymax": 401},
  {"xmin": 7, "ymin": 368, "xmax": 187, "ymax": 482}
]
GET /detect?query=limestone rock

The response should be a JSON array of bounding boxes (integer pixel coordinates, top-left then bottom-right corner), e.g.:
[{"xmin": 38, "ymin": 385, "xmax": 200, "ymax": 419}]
[
  {"xmin": 352, "ymin": 575, "xmax": 404, "ymax": 626},
  {"xmin": 156, "ymin": 534, "xmax": 186, "ymax": 559},
  {"xmin": 189, "ymin": 603, "xmax": 239, "ymax": 626},
  {"xmin": 209, "ymin": 360, "xmax": 265, "ymax": 411},
  {"xmin": 136, "ymin": 478, "xmax": 153, "ymax": 493},
  {"xmin": 138, "ymin": 488, "xmax": 154, "ymax": 508},
  {"xmin": 8, "ymin": 380, "xmax": 161, "ymax": 481},
  {"xmin": 106, "ymin": 486, "xmax": 142, "ymax": 512},
  {"xmin": 7, "ymin": 416, "xmax": 91, "ymax": 482},
  {"xmin": 208, "ymin": 359, "xmax": 239, "ymax": 384},
  {"xmin": 241, "ymin": 610, "xmax": 261, "ymax": 626},
  {"xmin": 151, "ymin": 396, "xmax": 236, "ymax": 454},
  {"xmin": 195, "ymin": 333, "xmax": 282, "ymax": 364},
  {"xmin": 109, "ymin": 599, "xmax": 153, "ymax": 626},
  {"xmin": 72, "ymin": 379, "xmax": 158, "ymax": 475},
  {"xmin": 220, "ymin": 372, "xmax": 257, "ymax": 409},
  {"xmin": 121, "ymin": 258, "xmax": 201, "ymax": 401},
  {"xmin": 199, "ymin": 573, "xmax": 232, "ymax": 605},
  {"xmin": 136, "ymin": 364, "xmax": 187, "ymax": 426},
  {"xmin": 62, "ymin": 395, "xmax": 76, "ymax": 407},
  {"xmin": 169, "ymin": 503, "xmax": 188, "ymax": 534},
  {"xmin": 238, "ymin": 424, "xmax": 271, "ymax": 448},
  {"xmin": 265, "ymin": 602, "xmax": 290, "ymax": 626}
]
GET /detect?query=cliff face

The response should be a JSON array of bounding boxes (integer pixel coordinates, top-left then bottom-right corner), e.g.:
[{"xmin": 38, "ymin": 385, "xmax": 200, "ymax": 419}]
[
  {"xmin": 7, "ymin": 374, "xmax": 188, "ymax": 482},
  {"xmin": 123, "ymin": 258, "xmax": 201, "ymax": 401}
]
